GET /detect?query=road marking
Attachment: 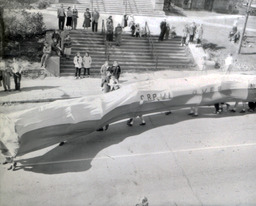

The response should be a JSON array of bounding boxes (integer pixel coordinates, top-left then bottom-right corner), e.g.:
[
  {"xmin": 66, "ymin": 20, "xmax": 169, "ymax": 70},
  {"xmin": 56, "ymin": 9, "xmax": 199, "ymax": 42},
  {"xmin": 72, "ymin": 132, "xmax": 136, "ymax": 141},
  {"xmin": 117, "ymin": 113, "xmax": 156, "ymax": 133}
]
[{"xmin": 17, "ymin": 142, "xmax": 256, "ymax": 167}]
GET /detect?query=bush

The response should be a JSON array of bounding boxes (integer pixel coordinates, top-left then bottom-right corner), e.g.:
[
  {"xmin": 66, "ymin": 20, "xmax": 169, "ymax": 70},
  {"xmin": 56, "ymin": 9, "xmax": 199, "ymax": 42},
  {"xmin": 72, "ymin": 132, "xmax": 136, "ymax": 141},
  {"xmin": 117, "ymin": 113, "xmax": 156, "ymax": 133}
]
[
  {"xmin": 37, "ymin": 0, "xmax": 51, "ymax": 9},
  {"xmin": 4, "ymin": 10, "xmax": 46, "ymax": 40}
]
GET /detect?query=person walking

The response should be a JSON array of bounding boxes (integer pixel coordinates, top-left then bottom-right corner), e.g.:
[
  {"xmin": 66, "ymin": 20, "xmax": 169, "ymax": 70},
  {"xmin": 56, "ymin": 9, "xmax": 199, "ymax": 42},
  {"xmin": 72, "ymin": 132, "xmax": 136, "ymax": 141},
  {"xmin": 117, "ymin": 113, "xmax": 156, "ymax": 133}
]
[
  {"xmin": 83, "ymin": 8, "xmax": 91, "ymax": 29},
  {"xmin": 41, "ymin": 42, "xmax": 52, "ymax": 68},
  {"xmin": 0, "ymin": 60, "xmax": 12, "ymax": 92},
  {"xmin": 72, "ymin": 5, "xmax": 78, "ymax": 30},
  {"xmin": 92, "ymin": 8, "xmax": 100, "ymax": 32},
  {"xmin": 159, "ymin": 19, "xmax": 167, "ymax": 41},
  {"xmin": 2, "ymin": 67, "xmax": 12, "ymax": 92},
  {"xmin": 115, "ymin": 23, "xmax": 123, "ymax": 46},
  {"xmin": 66, "ymin": 7, "xmax": 73, "ymax": 30},
  {"xmin": 11, "ymin": 58, "xmax": 22, "ymax": 91},
  {"xmin": 73, "ymin": 52, "xmax": 83, "ymax": 79},
  {"xmin": 223, "ymin": 53, "xmax": 234, "ymax": 73},
  {"xmin": 57, "ymin": 4, "xmax": 66, "ymax": 30},
  {"xmin": 82, "ymin": 52, "xmax": 92, "ymax": 78},
  {"xmin": 63, "ymin": 34, "xmax": 72, "ymax": 59}
]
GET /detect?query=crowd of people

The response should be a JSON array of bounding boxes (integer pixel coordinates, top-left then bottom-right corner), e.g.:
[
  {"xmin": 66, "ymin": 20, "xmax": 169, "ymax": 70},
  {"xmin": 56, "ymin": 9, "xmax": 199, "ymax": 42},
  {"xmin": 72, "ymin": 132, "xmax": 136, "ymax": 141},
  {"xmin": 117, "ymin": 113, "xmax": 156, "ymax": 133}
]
[
  {"xmin": 0, "ymin": 58, "xmax": 23, "ymax": 92},
  {"xmin": 180, "ymin": 22, "xmax": 203, "ymax": 46}
]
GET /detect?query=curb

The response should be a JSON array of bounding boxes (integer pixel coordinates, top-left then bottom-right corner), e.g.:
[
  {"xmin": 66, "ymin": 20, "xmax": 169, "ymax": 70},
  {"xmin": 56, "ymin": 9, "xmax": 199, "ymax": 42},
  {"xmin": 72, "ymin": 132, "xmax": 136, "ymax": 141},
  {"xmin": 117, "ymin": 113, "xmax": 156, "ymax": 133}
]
[{"xmin": 0, "ymin": 97, "xmax": 79, "ymax": 105}]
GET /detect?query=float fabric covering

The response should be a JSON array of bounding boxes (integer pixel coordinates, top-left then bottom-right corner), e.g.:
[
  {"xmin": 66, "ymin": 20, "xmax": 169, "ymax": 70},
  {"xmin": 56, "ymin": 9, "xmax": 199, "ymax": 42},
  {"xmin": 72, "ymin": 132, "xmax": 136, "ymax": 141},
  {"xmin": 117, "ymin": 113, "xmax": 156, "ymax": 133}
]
[{"xmin": 0, "ymin": 74, "xmax": 256, "ymax": 157}]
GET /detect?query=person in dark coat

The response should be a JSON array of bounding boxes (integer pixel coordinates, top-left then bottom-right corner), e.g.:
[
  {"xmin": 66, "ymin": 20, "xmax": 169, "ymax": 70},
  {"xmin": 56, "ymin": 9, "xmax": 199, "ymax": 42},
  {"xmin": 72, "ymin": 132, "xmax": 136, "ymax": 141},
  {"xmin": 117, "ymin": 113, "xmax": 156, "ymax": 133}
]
[
  {"xmin": 106, "ymin": 16, "xmax": 114, "ymax": 42},
  {"xmin": 111, "ymin": 61, "xmax": 121, "ymax": 81},
  {"xmin": 165, "ymin": 23, "xmax": 170, "ymax": 40},
  {"xmin": 83, "ymin": 8, "xmax": 91, "ymax": 29},
  {"xmin": 115, "ymin": 23, "xmax": 123, "ymax": 46},
  {"xmin": 66, "ymin": 7, "xmax": 73, "ymax": 30},
  {"xmin": 122, "ymin": 14, "xmax": 128, "ymax": 28},
  {"xmin": 159, "ymin": 19, "xmax": 167, "ymax": 41},
  {"xmin": 130, "ymin": 22, "xmax": 136, "ymax": 37}
]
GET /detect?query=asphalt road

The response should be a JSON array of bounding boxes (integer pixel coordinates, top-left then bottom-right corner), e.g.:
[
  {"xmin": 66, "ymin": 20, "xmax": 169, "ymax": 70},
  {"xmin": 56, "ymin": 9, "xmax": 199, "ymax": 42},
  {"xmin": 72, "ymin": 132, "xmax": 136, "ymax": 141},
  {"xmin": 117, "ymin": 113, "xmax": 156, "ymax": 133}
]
[{"xmin": 0, "ymin": 106, "xmax": 255, "ymax": 206}]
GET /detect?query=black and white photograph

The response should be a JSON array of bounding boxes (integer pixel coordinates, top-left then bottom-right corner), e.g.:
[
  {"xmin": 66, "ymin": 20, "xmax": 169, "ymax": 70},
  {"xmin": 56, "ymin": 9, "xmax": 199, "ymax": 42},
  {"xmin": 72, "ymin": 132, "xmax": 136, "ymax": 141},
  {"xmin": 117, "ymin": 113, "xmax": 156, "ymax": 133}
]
[{"xmin": 0, "ymin": 0, "xmax": 256, "ymax": 205}]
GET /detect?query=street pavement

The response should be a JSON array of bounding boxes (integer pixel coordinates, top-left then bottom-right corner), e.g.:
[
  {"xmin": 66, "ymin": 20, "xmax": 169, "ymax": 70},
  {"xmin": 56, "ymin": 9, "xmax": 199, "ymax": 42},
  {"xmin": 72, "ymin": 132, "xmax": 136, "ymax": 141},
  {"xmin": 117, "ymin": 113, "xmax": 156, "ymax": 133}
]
[
  {"xmin": 0, "ymin": 106, "xmax": 256, "ymax": 206},
  {"xmin": 0, "ymin": 70, "xmax": 256, "ymax": 206}
]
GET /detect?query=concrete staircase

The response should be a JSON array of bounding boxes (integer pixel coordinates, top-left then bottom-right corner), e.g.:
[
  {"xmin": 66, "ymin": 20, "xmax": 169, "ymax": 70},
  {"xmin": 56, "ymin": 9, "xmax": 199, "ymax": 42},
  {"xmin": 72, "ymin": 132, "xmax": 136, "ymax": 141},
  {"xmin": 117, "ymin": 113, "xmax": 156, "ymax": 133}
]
[
  {"xmin": 60, "ymin": 30, "xmax": 194, "ymax": 76},
  {"xmin": 48, "ymin": 0, "xmax": 165, "ymax": 16}
]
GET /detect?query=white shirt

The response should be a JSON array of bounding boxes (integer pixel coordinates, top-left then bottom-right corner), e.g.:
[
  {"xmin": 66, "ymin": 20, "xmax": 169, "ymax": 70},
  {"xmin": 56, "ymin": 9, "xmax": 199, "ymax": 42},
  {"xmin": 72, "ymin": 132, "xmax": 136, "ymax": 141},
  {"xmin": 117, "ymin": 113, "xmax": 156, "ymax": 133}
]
[
  {"xmin": 225, "ymin": 56, "xmax": 233, "ymax": 66},
  {"xmin": 73, "ymin": 56, "xmax": 83, "ymax": 68},
  {"xmin": 12, "ymin": 62, "xmax": 21, "ymax": 73},
  {"xmin": 83, "ymin": 56, "xmax": 92, "ymax": 68}
]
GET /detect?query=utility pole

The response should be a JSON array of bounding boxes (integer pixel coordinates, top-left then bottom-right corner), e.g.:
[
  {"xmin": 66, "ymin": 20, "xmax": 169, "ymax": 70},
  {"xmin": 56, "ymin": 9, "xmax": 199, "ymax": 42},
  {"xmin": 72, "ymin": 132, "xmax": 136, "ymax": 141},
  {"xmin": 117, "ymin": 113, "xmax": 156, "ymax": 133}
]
[{"xmin": 237, "ymin": 0, "xmax": 253, "ymax": 54}]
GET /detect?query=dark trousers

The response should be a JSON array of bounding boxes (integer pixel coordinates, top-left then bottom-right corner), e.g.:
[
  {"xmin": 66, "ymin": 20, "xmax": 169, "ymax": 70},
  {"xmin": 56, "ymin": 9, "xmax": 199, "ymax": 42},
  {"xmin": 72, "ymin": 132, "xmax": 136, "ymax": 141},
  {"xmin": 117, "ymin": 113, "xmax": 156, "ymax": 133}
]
[
  {"xmin": 72, "ymin": 17, "xmax": 77, "ymax": 29},
  {"xmin": 75, "ymin": 68, "xmax": 81, "ymax": 77},
  {"xmin": 189, "ymin": 34, "xmax": 195, "ymax": 42},
  {"xmin": 14, "ymin": 72, "xmax": 21, "ymax": 90},
  {"xmin": 214, "ymin": 103, "xmax": 220, "ymax": 112},
  {"xmin": 58, "ymin": 16, "xmax": 65, "ymax": 30},
  {"xmin": 92, "ymin": 21, "xmax": 98, "ymax": 32},
  {"xmin": 83, "ymin": 68, "xmax": 90, "ymax": 76},
  {"xmin": 159, "ymin": 30, "xmax": 166, "ymax": 41}
]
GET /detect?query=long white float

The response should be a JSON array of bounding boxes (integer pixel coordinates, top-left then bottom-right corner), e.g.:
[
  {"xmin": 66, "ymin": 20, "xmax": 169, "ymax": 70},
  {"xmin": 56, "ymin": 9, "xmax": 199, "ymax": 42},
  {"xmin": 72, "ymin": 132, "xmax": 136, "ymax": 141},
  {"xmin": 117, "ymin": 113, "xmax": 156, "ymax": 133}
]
[{"xmin": 0, "ymin": 74, "xmax": 256, "ymax": 158}]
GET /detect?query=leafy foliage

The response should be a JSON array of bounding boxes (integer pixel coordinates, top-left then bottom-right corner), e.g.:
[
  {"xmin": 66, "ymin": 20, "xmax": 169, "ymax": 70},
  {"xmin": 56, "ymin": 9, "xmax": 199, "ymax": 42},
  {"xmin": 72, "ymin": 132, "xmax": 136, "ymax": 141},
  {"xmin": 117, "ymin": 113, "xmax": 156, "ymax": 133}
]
[{"xmin": 4, "ymin": 10, "xmax": 46, "ymax": 40}]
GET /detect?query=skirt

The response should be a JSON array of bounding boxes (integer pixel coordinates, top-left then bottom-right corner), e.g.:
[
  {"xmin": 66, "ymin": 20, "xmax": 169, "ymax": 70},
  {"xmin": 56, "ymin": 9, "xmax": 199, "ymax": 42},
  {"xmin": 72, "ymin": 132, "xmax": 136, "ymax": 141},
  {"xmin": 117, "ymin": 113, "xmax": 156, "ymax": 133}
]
[
  {"xmin": 66, "ymin": 17, "xmax": 72, "ymax": 26},
  {"xmin": 64, "ymin": 47, "xmax": 71, "ymax": 55}
]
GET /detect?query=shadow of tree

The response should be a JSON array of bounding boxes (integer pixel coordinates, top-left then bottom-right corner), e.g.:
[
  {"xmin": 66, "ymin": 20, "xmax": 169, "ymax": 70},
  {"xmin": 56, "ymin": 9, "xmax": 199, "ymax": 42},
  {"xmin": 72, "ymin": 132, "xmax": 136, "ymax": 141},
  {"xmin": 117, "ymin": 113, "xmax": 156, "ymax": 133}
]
[{"xmin": 202, "ymin": 43, "xmax": 226, "ymax": 51}]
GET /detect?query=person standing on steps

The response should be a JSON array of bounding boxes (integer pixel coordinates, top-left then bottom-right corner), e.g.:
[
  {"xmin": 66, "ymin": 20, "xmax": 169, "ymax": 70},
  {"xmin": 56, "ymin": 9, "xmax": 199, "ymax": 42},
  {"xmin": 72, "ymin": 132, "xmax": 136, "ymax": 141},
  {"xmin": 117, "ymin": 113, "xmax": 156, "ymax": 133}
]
[
  {"xmin": 165, "ymin": 23, "xmax": 170, "ymax": 40},
  {"xmin": 66, "ymin": 6, "xmax": 73, "ymax": 30},
  {"xmin": 159, "ymin": 19, "xmax": 167, "ymax": 41},
  {"xmin": 72, "ymin": 5, "xmax": 78, "ymax": 30},
  {"xmin": 189, "ymin": 22, "xmax": 197, "ymax": 43},
  {"xmin": 115, "ymin": 23, "xmax": 123, "ymax": 46},
  {"xmin": 73, "ymin": 52, "xmax": 83, "ymax": 79},
  {"xmin": 92, "ymin": 8, "xmax": 100, "ymax": 32},
  {"xmin": 135, "ymin": 23, "xmax": 140, "ymax": 38},
  {"xmin": 106, "ymin": 16, "xmax": 114, "ymax": 44},
  {"xmin": 57, "ymin": 4, "xmax": 66, "ymax": 31},
  {"xmin": 63, "ymin": 34, "xmax": 72, "ymax": 59},
  {"xmin": 83, "ymin": 8, "xmax": 91, "ymax": 29},
  {"xmin": 82, "ymin": 52, "xmax": 92, "ymax": 78}
]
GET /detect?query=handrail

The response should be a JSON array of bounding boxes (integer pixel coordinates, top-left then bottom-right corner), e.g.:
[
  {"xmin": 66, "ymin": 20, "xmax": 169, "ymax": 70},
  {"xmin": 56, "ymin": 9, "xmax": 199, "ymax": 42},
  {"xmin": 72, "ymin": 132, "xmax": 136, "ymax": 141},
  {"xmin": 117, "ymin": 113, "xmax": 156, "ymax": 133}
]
[
  {"xmin": 101, "ymin": 19, "xmax": 109, "ymax": 61},
  {"xmin": 145, "ymin": 22, "xmax": 158, "ymax": 70}
]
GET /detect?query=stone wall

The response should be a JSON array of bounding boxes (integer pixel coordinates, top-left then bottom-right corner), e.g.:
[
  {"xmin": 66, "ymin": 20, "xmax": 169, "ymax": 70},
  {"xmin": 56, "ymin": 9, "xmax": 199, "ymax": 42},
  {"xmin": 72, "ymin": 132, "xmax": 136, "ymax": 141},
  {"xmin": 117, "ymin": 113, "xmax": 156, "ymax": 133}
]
[
  {"xmin": 191, "ymin": 0, "xmax": 205, "ymax": 10},
  {"xmin": 152, "ymin": 0, "xmax": 165, "ymax": 10}
]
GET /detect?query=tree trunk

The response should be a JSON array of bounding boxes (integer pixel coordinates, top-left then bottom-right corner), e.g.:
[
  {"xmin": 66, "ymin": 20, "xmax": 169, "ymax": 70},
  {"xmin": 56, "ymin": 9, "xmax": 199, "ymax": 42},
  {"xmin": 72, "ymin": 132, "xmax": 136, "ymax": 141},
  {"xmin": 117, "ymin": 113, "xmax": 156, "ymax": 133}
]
[{"xmin": 0, "ymin": 6, "xmax": 4, "ymax": 58}]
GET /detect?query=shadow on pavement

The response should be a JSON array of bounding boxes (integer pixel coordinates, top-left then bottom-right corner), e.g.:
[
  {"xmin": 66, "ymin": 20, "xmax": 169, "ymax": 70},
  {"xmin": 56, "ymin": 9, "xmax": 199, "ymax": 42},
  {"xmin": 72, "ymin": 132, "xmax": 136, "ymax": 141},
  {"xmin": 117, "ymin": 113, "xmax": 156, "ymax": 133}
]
[
  {"xmin": 14, "ymin": 106, "xmax": 254, "ymax": 174},
  {"xmin": 20, "ymin": 86, "xmax": 59, "ymax": 92}
]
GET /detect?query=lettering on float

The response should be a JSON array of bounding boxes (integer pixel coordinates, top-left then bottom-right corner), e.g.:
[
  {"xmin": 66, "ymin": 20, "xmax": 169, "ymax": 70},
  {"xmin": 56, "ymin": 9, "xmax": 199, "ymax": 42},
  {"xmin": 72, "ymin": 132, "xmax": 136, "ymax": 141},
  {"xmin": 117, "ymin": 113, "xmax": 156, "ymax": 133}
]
[
  {"xmin": 140, "ymin": 92, "xmax": 172, "ymax": 102},
  {"xmin": 192, "ymin": 86, "xmax": 222, "ymax": 95}
]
